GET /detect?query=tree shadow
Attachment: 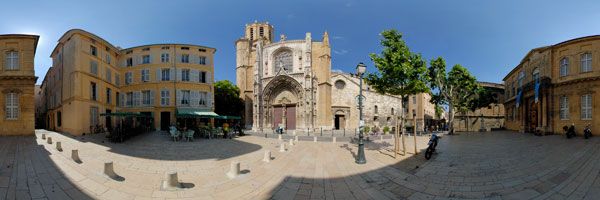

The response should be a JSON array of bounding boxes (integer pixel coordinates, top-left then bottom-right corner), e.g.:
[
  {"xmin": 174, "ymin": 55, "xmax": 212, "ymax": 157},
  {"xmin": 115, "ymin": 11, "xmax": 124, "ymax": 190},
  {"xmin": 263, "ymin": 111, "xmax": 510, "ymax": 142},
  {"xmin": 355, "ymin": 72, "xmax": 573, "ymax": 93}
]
[{"xmin": 51, "ymin": 130, "xmax": 263, "ymax": 161}]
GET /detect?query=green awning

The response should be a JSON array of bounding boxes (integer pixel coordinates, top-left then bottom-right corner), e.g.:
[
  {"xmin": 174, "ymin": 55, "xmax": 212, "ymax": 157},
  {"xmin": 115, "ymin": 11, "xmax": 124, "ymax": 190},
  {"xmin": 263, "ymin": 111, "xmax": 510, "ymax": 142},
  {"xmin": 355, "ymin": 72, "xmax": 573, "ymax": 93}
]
[
  {"xmin": 215, "ymin": 116, "xmax": 241, "ymax": 120},
  {"xmin": 175, "ymin": 108, "xmax": 219, "ymax": 118},
  {"xmin": 100, "ymin": 112, "xmax": 151, "ymax": 118}
]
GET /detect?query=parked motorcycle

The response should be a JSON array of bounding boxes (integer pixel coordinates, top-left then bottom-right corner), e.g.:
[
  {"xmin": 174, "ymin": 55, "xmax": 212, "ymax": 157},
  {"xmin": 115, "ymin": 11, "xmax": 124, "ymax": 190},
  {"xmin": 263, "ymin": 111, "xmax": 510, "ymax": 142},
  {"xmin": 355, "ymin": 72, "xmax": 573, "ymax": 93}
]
[
  {"xmin": 425, "ymin": 133, "xmax": 440, "ymax": 160},
  {"xmin": 563, "ymin": 124, "xmax": 575, "ymax": 139},
  {"xmin": 584, "ymin": 123, "xmax": 592, "ymax": 139}
]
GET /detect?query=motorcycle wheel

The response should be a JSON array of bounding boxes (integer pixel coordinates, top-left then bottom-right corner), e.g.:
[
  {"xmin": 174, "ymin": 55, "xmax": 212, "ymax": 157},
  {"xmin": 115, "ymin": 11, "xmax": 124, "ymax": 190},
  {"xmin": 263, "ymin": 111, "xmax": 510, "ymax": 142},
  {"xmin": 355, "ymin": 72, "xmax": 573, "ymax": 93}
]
[
  {"xmin": 585, "ymin": 132, "xmax": 590, "ymax": 139},
  {"xmin": 425, "ymin": 147, "xmax": 433, "ymax": 160}
]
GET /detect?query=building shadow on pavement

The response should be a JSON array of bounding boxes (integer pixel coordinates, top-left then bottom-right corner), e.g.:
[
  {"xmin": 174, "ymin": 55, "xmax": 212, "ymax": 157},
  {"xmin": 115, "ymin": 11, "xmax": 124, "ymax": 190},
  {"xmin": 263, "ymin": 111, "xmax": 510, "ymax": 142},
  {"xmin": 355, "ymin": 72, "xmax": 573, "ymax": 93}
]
[
  {"xmin": 0, "ymin": 134, "xmax": 93, "ymax": 200},
  {"xmin": 51, "ymin": 130, "xmax": 262, "ymax": 161}
]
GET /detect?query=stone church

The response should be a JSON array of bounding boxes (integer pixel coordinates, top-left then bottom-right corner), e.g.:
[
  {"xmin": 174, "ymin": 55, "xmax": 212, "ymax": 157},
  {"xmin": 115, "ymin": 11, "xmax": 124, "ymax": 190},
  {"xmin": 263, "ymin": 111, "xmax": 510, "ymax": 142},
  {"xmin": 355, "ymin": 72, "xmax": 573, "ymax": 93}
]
[{"xmin": 236, "ymin": 21, "xmax": 402, "ymax": 132}]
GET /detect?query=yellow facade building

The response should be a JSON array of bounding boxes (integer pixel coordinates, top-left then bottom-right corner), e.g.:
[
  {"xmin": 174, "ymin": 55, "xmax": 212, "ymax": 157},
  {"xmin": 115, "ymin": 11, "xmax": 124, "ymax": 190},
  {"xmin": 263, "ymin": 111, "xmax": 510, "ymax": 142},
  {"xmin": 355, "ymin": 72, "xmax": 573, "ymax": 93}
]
[
  {"xmin": 41, "ymin": 29, "xmax": 215, "ymax": 135},
  {"xmin": 0, "ymin": 34, "xmax": 39, "ymax": 135},
  {"xmin": 503, "ymin": 35, "xmax": 600, "ymax": 135}
]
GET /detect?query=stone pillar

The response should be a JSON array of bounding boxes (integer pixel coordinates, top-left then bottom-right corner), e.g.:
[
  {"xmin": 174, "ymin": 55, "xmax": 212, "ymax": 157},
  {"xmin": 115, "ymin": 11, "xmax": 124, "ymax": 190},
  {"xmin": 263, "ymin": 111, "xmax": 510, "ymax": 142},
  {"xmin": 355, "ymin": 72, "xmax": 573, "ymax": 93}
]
[
  {"xmin": 313, "ymin": 136, "xmax": 317, "ymax": 142},
  {"xmin": 103, "ymin": 161, "xmax": 117, "ymax": 178},
  {"xmin": 72, "ymin": 149, "xmax": 80, "ymax": 162},
  {"xmin": 42, "ymin": 134, "xmax": 46, "ymax": 139},
  {"xmin": 263, "ymin": 150, "xmax": 271, "ymax": 163},
  {"xmin": 289, "ymin": 139, "xmax": 294, "ymax": 146},
  {"xmin": 162, "ymin": 171, "xmax": 181, "ymax": 189},
  {"xmin": 279, "ymin": 143, "xmax": 286, "ymax": 152},
  {"xmin": 56, "ymin": 142, "xmax": 62, "ymax": 151},
  {"xmin": 227, "ymin": 161, "xmax": 241, "ymax": 179},
  {"xmin": 47, "ymin": 137, "xmax": 52, "ymax": 144},
  {"xmin": 278, "ymin": 134, "xmax": 282, "ymax": 141},
  {"xmin": 282, "ymin": 104, "xmax": 287, "ymax": 131},
  {"xmin": 333, "ymin": 137, "xmax": 336, "ymax": 143}
]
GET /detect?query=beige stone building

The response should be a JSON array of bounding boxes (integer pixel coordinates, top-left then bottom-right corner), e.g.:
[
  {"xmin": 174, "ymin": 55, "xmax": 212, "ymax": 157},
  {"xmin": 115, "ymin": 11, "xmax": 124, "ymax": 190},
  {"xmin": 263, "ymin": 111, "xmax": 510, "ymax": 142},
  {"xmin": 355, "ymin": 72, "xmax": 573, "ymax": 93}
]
[
  {"xmin": 0, "ymin": 34, "xmax": 39, "ymax": 135},
  {"xmin": 454, "ymin": 82, "xmax": 505, "ymax": 132},
  {"xmin": 40, "ymin": 29, "xmax": 215, "ymax": 135},
  {"xmin": 236, "ymin": 21, "xmax": 403, "ymax": 131},
  {"xmin": 404, "ymin": 93, "xmax": 437, "ymax": 132},
  {"xmin": 503, "ymin": 35, "xmax": 600, "ymax": 135}
]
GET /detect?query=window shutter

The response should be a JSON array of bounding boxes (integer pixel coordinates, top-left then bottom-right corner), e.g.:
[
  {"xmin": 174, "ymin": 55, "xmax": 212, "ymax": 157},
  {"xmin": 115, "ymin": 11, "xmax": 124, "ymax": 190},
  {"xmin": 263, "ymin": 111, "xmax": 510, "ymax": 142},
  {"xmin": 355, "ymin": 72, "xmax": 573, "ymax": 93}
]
[
  {"xmin": 170, "ymin": 67, "xmax": 175, "ymax": 81},
  {"xmin": 121, "ymin": 94, "xmax": 124, "ymax": 108},
  {"xmin": 176, "ymin": 68, "xmax": 182, "ymax": 81},
  {"xmin": 176, "ymin": 90, "xmax": 182, "ymax": 106},
  {"xmin": 134, "ymin": 91, "xmax": 141, "ymax": 107},
  {"xmin": 191, "ymin": 69, "xmax": 199, "ymax": 82},
  {"xmin": 156, "ymin": 68, "xmax": 161, "ymax": 82},
  {"xmin": 177, "ymin": 54, "xmax": 181, "ymax": 63},
  {"xmin": 90, "ymin": 84, "xmax": 93, "ymax": 100},
  {"xmin": 137, "ymin": 56, "xmax": 142, "ymax": 65},
  {"xmin": 150, "ymin": 90, "xmax": 155, "ymax": 107},
  {"xmin": 140, "ymin": 69, "xmax": 144, "ymax": 82},
  {"xmin": 206, "ymin": 71, "xmax": 211, "ymax": 83},
  {"xmin": 122, "ymin": 59, "xmax": 126, "ymax": 69},
  {"xmin": 150, "ymin": 54, "xmax": 154, "ymax": 64},
  {"xmin": 207, "ymin": 92, "xmax": 212, "ymax": 108},
  {"xmin": 190, "ymin": 90, "xmax": 198, "ymax": 107},
  {"xmin": 207, "ymin": 57, "xmax": 210, "ymax": 66}
]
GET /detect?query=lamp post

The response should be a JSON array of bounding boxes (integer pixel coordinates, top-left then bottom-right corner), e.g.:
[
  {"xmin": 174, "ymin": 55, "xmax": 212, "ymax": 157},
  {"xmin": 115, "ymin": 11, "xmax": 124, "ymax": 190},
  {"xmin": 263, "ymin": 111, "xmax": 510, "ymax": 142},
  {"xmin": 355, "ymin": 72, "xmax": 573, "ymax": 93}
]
[
  {"xmin": 355, "ymin": 62, "xmax": 367, "ymax": 164},
  {"xmin": 413, "ymin": 112, "xmax": 417, "ymax": 155}
]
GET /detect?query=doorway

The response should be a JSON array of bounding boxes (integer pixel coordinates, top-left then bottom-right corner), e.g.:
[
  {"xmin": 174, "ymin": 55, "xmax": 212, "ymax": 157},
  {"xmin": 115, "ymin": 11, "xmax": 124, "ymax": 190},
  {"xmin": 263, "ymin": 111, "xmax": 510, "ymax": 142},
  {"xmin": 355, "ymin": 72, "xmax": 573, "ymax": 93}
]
[
  {"xmin": 272, "ymin": 106, "xmax": 296, "ymax": 130},
  {"xmin": 335, "ymin": 115, "xmax": 345, "ymax": 130},
  {"xmin": 161, "ymin": 112, "xmax": 170, "ymax": 131},
  {"xmin": 105, "ymin": 109, "xmax": 112, "ymax": 131},
  {"xmin": 530, "ymin": 103, "xmax": 538, "ymax": 131}
]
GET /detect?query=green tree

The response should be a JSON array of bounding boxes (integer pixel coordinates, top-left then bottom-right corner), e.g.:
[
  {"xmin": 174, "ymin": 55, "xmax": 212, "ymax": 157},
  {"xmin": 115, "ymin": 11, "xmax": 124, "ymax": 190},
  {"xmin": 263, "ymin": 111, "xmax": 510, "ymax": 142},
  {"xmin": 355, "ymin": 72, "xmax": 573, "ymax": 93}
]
[
  {"xmin": 365, "ymin": 29, "xmax": 430, "ymax": 157},
  {"xmin": 214, "ymin": 80, "xmax": 244, "ymax": 118},
  {"xmin": 428, "ymin": 57, "xmax": 480, "ymax": 134}
]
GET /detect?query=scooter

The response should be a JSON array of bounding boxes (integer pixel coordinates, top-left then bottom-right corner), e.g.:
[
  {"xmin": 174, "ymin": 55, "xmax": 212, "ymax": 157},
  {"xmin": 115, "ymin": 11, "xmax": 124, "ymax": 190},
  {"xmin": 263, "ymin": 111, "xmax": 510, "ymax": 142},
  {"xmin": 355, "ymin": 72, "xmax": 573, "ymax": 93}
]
[
  {"xmin": 563, "ymin": 124, "xmax": 575, "ymax": 139},
  {"xmin": 584, "ymin": 123, "xmax": 592, "ymax": 139},
  {"xmin": 425, "ymin": 133, "xmax": 440, "ymax": 160}
]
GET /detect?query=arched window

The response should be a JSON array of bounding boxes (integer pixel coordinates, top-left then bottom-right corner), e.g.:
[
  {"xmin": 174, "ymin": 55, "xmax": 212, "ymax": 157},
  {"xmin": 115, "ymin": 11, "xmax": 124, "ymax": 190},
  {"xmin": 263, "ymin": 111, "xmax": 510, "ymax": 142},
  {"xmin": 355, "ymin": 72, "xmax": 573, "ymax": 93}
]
[
  {"xmin": 391, "ymin": 108, "xmax": 394, "ymax": 115},
  {"xmin": 533, "ymin": 68, "xmax": 539, "ymax": 84},
  {"xmin": 374, "ymin": 105, "xmax": 378, "ymax": 114},
  {"xmin": 518, "ymin": 72, "xmax": 525, "ymax": 88},
  {"xmin": 335, "ymin": 80, "xmax": 345, "ymax": 89},
  {"xmin": 274, "ymin": 50, "xmax": 292, "ymax": 73}
]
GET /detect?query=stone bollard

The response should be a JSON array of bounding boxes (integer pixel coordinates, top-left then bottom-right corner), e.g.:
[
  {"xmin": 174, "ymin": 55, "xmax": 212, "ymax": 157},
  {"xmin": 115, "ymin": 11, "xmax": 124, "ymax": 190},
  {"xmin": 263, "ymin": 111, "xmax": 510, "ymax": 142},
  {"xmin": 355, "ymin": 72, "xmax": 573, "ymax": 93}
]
[
  {"xmin": 103, "ymin": 161, "xmax": 117, "ymax": 178},
  {"xmin": 162, "ymin": 171, "xmax": 181, "ymax": 189},
  {"xmin": 278, "ymin": 134, "xmax": 282, "ymax": 141},
  {"xmin": 289, "ymin": 139, "xmax": 294, "ymax": 146},
  {"xmin": 47, "ymin": 137, "xmax": 52, "ymax": 144},
  {"xmin": 295, "ymin": 135, "xmax": 298, "ymax": 142},
  {"xmin": 293, "ymin": 131, "xmax": 297, "ymax": 136},
  {"xmin": 380, "ymin": 135, "xmax": 383, "ymax": 141},
  {"xmin": 42, "ymin": 134, "xmax": 46, "ymax": 140},
  {"xmin": 333, "ymin": 137, "xmax": 336, "ymax": 143},
  {"xmin": 71, "ymin": 149, "xmax": 80, "ymax": 162},
  {"xmin": 279, "ymin": 143, "xmax": 286, "ymax": 152},
  {"xmin": 314, "ymin": 136, "xmax": 317, "ymax": 143},
  {"xmin": 263, "ymin": 150, "xmax": 271, "ymax": 163},
  {"xmin": 56, "ymin": 142, "xmax": 62, "ymax": 151},
  {"xmin": 227, "ymin": 161, "xmax": 241, "ymax": 179}
]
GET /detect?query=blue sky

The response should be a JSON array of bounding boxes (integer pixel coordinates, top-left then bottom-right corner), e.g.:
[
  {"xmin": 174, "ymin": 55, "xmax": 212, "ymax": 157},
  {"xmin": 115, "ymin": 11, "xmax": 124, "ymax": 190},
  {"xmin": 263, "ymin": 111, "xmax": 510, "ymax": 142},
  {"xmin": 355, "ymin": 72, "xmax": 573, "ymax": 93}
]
[{"xmin": 2, "ymin": 0, "xmax": 600, "ymax": 85}]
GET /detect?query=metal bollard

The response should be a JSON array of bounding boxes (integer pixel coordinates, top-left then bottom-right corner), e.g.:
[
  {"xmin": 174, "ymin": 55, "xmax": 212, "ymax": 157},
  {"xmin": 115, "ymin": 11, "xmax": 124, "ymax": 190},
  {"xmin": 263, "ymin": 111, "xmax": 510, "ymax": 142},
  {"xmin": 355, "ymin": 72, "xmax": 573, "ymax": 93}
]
[
  {"xmin": 56, "ymin": 142, "xmax": 62, "ymax": 151},
  {"xmin": 344, "ymin": 128, "xmax": 346, "ymax": 137},
  {"xmin": 226, "ymin": 161, "xmax": 241, "ymax": 179},
  {"xmin": 321, "ymin": 127, "xmax": 323, "ymax": 136},
  {"xmin": 162, "ymin": 171, "xmax": 181, "ymax": 189},
  {"xmin": 263, "ymin": 150, "xmax": 271, "ymax": 163}
]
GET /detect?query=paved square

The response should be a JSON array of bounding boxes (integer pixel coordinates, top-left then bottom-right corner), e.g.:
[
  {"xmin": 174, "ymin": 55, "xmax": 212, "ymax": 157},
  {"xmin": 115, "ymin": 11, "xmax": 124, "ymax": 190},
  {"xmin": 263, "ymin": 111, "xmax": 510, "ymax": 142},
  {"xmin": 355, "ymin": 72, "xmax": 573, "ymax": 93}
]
[{"xmin": 0, "ymin": 130, "xmax": 598, "ymax": 199}]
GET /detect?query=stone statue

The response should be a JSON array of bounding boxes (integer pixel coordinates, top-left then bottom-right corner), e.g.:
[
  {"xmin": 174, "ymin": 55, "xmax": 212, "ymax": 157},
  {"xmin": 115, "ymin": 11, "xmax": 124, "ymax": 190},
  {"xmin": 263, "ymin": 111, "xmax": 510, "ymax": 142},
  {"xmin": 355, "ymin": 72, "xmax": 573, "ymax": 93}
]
[{"xmin": 280, "ymin": 34, "xmax": 286, "ymax": 41}]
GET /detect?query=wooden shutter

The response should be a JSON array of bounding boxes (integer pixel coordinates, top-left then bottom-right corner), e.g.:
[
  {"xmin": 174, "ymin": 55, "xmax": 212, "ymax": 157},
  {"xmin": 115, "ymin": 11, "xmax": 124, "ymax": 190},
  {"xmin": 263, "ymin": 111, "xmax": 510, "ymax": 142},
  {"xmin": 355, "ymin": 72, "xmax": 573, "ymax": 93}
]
[
  {"xmin": 190, "ymin": 90, "xmax": 198, "ymax": 107},
  {"xmin": 137, "ymin": 56, "xmax": 142, "ymax": 65},
  {"xmin": 122, "ymin": 59, "xmax": 126, "ymax": 69},
  {"xmin": 177, "ymin": 54, "xmax": 181, "ymax": 63},
  {"xmin": 191, "ymin": 69, "xmax": 199, "ymax": 82},
  {"xmin": 121, "ymin": 93, "xmax": 124, "ymax": 108},
  {"xmin": 207, "ymin": 92, "xmax": 212, "ymax": 108},
  {"xmin": 176, "ymin": 68, "xmax": 182, "ymax": 81},
  {"xmin": 176, "ymin": 90, "xmax": 182, "ymax": 106},
  {"xmin": 150, "ymin": 90, "xmax": 155, "ymax": 107},
  {"xmin": 156, "ymin": 68, "xmax": 161, "ymax": 82},
  {"xmin": 134, "ymin": 91, "xmax": 141, "ymax": 107},
  {"xmin": 206, "ymin": 71, "xmax": 211, "ymax": 83},
  {"xmin": 169, "ymin": 67, "xmax": 175, "ymax": 81},
  {"xmin": 149, "ymin": 54, "xmax": 154, "ymax": 64}
]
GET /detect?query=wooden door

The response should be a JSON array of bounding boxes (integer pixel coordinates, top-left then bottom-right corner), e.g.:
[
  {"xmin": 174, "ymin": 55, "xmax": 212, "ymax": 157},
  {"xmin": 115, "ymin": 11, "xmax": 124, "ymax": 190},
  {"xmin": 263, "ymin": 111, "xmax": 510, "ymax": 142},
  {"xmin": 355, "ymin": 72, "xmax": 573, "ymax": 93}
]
[
  {"xmin": 286, "ymin": 106, "xmax": 296, "ymax": 130},
  {"xmin": 273, "ymin": 106, "xmax": 283, "ymax": 129},
  {"xmin": 339, "ymin": 115, "xmax": 345, "ymax": 129},
  {"xmin": 530, "ymin": 103, "xmax": 538, "ymax": 130}
]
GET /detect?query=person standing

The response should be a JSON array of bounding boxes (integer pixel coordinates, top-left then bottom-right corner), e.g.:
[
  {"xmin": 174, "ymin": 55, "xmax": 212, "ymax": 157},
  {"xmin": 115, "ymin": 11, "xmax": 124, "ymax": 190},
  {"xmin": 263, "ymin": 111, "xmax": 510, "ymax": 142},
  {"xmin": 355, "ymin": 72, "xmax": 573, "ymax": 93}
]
[{"xmin": 223, "ymin": 122, "xmax": 229, "ymax": 139}]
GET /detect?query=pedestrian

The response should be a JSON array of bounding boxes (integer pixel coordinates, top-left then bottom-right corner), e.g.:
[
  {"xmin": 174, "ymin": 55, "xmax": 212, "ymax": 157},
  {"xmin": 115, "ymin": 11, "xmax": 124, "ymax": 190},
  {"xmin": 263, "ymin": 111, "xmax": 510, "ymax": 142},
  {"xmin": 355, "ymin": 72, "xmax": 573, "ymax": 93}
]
[
  {"xmin": 223, "ymin": 121, "xmax": 229, "ymax": 139},
  {"xmin": 279, "ymin": 123, "xmax": 283, "ymax": 134}
]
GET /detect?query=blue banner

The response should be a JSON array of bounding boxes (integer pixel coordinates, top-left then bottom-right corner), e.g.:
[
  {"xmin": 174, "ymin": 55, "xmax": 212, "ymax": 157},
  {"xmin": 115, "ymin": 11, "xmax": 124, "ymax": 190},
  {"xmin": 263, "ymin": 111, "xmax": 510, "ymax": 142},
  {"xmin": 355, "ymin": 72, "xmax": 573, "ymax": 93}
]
[
  {"xmin": 535, "ymin": 83, "xmax": 541, "ymax": 103},
  {"xmin": 516, "ymin": 91, "xmax": 522, "ymax": 108}
]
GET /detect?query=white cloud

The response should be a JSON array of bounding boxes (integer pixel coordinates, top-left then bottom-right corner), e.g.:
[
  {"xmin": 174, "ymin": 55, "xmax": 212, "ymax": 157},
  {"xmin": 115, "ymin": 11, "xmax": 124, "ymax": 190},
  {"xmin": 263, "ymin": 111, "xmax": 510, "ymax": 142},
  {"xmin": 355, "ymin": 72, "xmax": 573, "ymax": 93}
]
[
  {"xmin": 333, "ymin": 49, "xmax": 349, "ymax": 55},
  {"xmin": 332, "ymin": 69, "xmax": 344, "ymax": 73}
]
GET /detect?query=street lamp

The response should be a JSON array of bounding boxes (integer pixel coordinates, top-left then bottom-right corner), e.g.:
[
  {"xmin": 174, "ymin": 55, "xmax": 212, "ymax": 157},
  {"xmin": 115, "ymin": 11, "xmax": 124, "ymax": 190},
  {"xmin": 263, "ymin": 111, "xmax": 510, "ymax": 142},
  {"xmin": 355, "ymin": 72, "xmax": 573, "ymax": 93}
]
[{"xmin": 356, "ymin": 62, "xmax": 367, "ymax": 164}]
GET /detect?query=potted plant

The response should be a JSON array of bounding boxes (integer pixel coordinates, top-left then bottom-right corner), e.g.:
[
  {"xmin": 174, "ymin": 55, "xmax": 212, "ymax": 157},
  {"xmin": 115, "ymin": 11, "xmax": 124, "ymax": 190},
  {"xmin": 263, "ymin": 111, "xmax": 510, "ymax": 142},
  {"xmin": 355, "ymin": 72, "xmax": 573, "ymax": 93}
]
[
  {"xmin": 364, "ymin": 126, "xmax": 370, "ymax": 135},
  {"xmin": 383, "ymin": 126, "xmax": 390, "ymax": 135}
]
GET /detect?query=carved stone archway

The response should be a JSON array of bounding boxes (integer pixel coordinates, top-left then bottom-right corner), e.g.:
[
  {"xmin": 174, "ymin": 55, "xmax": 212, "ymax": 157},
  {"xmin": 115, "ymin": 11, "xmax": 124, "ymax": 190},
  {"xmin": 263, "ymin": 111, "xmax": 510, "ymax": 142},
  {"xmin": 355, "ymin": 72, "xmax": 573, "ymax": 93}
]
[{"xmin": 262, "ymin": 75, "xmax": 304, "ymax": 130}]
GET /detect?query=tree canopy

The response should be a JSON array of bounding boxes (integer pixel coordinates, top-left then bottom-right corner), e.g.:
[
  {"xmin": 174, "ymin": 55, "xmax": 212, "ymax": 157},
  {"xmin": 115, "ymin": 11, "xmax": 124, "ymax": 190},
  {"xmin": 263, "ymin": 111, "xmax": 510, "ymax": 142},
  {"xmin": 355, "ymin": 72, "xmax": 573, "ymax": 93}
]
[{"xmin": 214, "ymin": 80, "xmax": 244, "ymax": 118}]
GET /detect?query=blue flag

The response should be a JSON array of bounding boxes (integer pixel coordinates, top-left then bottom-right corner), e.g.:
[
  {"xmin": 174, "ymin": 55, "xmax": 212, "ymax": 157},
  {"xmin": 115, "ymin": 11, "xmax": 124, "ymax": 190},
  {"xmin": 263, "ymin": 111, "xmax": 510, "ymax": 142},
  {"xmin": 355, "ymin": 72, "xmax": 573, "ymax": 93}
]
[
  {"xmin": 516, "ymin": 91, "xmax": 522, "ymax": 108},
  {"xmin": 535, "ymin": 83, "xmax": 541, "ymax": 103}
]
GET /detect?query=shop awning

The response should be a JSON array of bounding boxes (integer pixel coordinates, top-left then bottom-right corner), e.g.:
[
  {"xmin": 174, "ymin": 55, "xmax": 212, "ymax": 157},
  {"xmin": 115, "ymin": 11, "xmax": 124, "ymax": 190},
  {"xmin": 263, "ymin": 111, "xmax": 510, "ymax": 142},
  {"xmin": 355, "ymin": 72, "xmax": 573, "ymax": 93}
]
[
  {"xmin": 175, "ymin": 108, "xmax": 219, "ymax": 118},
  {"xmin": 100, "ymin": 112, "xmax": 150, "ymax": 117},
  {"xmin": 215, "ymin": 115, "xmax": 241, "ymax": 120}
]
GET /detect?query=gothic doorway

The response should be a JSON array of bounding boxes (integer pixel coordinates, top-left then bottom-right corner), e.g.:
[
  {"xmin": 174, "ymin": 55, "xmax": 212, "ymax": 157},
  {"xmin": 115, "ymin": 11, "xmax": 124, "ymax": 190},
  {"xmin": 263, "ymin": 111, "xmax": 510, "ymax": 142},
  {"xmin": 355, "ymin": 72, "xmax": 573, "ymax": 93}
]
[
  {"xmin": 262, "ymin": 75, "xmax": 304, "ymax": 131},
  {"xmin": 335, "ymin": 115, "xmax": 345, "ymax": 130}
]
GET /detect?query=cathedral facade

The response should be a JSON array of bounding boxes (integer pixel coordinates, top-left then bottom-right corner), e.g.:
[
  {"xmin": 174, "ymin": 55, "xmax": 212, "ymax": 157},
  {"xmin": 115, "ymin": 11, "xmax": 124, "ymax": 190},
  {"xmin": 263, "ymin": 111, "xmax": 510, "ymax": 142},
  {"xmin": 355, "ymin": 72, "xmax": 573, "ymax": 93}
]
[{"xmin": 236, "ymin": 22, "xmax": 402, "ymax": 132}]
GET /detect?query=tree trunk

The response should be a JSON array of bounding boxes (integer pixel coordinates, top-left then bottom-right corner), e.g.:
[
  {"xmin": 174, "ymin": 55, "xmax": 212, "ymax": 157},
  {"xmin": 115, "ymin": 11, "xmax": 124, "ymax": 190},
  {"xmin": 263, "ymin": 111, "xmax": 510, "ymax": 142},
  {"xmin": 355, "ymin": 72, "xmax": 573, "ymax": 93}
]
[{"xmin": 448, "ymin": 103, "xmax": 455, "ymax": 135}]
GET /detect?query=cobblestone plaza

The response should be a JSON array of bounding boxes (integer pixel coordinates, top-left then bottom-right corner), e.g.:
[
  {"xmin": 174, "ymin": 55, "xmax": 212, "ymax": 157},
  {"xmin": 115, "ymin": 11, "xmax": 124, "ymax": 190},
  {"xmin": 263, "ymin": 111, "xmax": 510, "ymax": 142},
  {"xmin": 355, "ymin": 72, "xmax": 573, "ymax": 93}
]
[{"xmin": 0, "ymin": 130, "xmax": 598, "ymax": 199}]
